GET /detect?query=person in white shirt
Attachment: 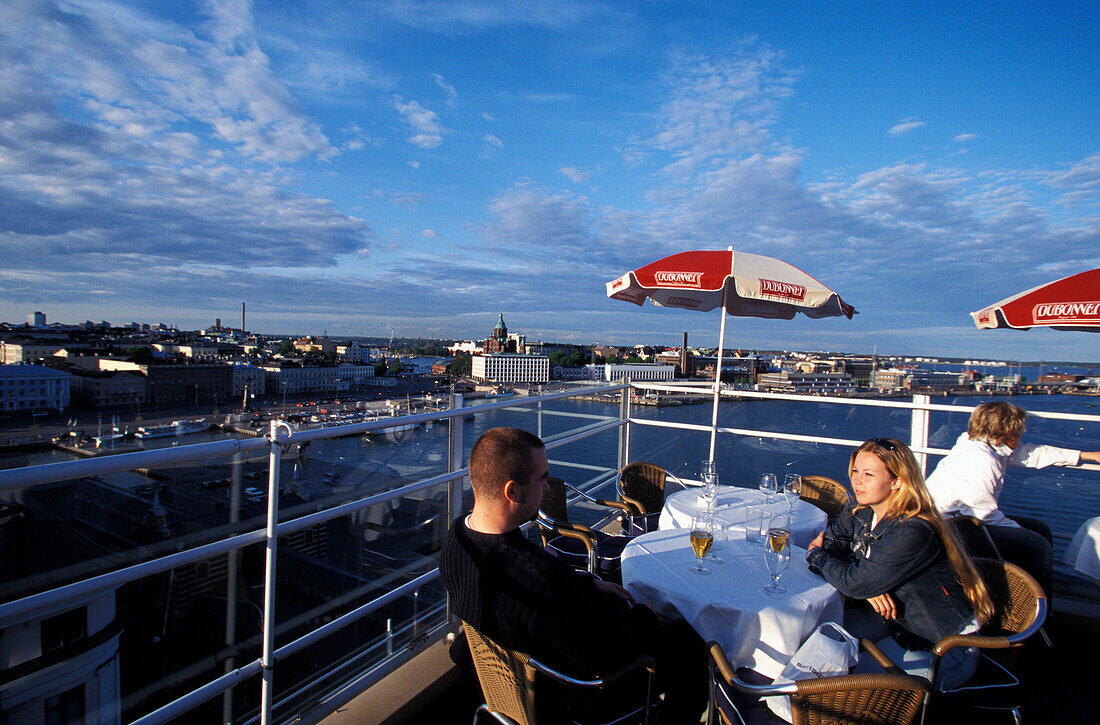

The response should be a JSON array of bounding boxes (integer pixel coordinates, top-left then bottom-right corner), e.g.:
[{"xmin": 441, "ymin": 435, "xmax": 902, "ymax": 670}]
[{"xmin": 926, "ymin": 401, "xmax": 1100, "ymax": 597}]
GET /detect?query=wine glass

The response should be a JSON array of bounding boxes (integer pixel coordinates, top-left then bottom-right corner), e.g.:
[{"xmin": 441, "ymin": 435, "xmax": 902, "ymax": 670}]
[
  {"xmin": 783, "ymin": 473, "xmax": 802, "ymax": 514},
  {"xmin": 763, "ymin": 520, "xmax": 791, "ymax": 596},
  {"xmin": 759, "ymin": 473, "xmax": 778, "ymax": 504},
  {"xmin": 701, "ymin": 459, "xmax": 718, "ymax": 507},
  {"xmin": 689, "ymin": 512, "xmax": 713, "ymax": 575}
]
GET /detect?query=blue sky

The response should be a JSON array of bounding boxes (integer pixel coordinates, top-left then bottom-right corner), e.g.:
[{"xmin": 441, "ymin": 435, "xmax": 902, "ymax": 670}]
[{"xmin": 1, "ymin": 1, "xmax": 1098, "ymax": 361}]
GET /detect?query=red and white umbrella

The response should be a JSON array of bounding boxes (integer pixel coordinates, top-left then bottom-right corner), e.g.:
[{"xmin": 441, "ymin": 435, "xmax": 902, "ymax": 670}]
[
  {"xmin": 972, "ymin": 268, "xmax": 1100, "ymax": 333},
  {"xmin": 606, "ymin": 248, "xmax": 856, "ymax": 459}
]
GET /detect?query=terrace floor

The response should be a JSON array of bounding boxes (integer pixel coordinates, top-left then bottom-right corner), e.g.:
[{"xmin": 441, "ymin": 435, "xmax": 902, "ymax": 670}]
[{"xmin": 327, "ymin": 601, "xmax": 1100, "ymax": 725}]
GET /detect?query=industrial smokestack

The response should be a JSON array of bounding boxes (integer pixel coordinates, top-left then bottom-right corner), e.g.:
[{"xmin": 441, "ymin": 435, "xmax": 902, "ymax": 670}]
[{"xmin": 242, "ymin": 302, "xmax": 246, "ymax": 332}]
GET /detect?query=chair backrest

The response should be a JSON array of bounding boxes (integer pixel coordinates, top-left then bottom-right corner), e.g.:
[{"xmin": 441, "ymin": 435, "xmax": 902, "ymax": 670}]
[
  {"xmin": 975, "ymin": 558, "xmax": 1045, "ymax": 637},
  {"xmin": 799, "ymin": 475, "xmax": 850, "ymax": 520},
  {"xmin": 540, "ymin": 477, "xmax": 569, "ymax": 523},
  {"xmin": 709, "ymin": 641, "xmax": 928, "ymax": 725},
  {"xmin": 464, "ymin": 622, "xmax": 536, "ymax": 725},
  {"xmin": 946, "ymin": 515, "xmax": 1004, "ymax": 561},
  {"xmin": 618, "ymin": 463, "xmax": 667, "ymax": 515},
  {"xmin": 790, "ymin": 672, "xmax": 929, "ymax": 725}
]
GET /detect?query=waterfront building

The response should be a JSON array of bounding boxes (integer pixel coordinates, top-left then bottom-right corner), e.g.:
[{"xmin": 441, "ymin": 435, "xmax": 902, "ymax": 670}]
[
  {"xmin": 0, "ymin": 364, "xmax": 71, "ymax": 411},
  {"xmin": 230, "ymin": 363, "xmax": 267, "ymax": 398},
  {"xmin": 69, "ymin": 370, "xmax": 146, "ymax": 408},
  {"xmin": 756, "ymin": 370, "xmax": 857, "ymax": 394},
  {"xmin": 471, "ymin": 353, "xmax": 549, "ymax": 383},
  {"xmin": 584, "ymin": 362, "xmax": 676, "ymax": 382},
  {"xmin": 870, "ymin": 368, "xmax": 909, "ymax": 391},
  {"xmin": 97, "ymin": 361, "xmax": 233, "ymax": 406},
  {"xmin": 28, "ymin": 311, "xmax": 46, "ymax": 328},
  {"xmin": 335, "ymin": 362, "xmax": 376, "ymax": 388},
  {"xmin": 262, "ymin": 362, "xmax": 339, "ymax": 396},
  {"xmin": 909, "ymin": 369, "xmax": 972, "ymax": 394}
]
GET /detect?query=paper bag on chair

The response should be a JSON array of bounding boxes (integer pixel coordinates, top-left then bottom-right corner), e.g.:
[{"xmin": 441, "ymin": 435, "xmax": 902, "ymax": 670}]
[{"xmin": 764, "ymin": 621, "xmax": 859, "ymax": 722}]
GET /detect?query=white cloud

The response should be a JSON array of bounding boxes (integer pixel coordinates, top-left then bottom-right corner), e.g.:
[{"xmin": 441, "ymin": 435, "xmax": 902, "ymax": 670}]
[
  {"xmin": 645, "ymin": 44, "xmax": 798, "ymax": 176},
  {"xmin": 0, "ymin": 1, "xmax": 365, "ymax": 275},
  {"xmin": 408, "ymin": 160, "xmax": 421, "ymax": 168},
  {"xmin": 560, "ymin": 166, "xmax": 591, "ymax": 183},
  {"xmin": 482, "ymin": 111, "xmax": 496, "ymax": 121},
  {"xmin": 393, "ymin": 96, "xmax": 450, "ymax": 148},
  {"xmin": 888, "ymin": 118, "xmax": 926, "ymax": 136},
  {"xmin": 370, "ymin": 0, "xmax": 621, "ymax": 33},
  {"xmin": 953, "ymin": 132, "xmax": 977, "ymax": 142},
  {"xmin": 422, "ymin": 228, "xmax": 438, "ymax": 238},
  {"xmin": 433, "ymin": 73, "xmax": 457, "ymax": 100}
]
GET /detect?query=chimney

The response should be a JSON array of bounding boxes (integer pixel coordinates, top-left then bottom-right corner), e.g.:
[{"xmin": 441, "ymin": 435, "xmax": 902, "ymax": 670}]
[
  {"xmin": 680, "ymin": 332, "xmax": 692, "ymax": 377},
  {"xmin": 242, "ymin": 302, "xmax": 246, "ymax": 332}
]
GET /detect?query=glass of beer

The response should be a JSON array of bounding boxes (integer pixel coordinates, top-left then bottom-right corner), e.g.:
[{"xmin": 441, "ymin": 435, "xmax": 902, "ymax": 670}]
[
  {"xmin": 689, "ymin": 512, "xmax": 713, "ymax": 575},
  {"xmin": 763, "ymin": 520, "xmax": 791, "ymax": 596}
]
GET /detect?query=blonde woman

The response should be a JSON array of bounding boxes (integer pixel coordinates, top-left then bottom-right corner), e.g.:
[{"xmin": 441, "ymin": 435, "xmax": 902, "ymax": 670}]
[{"xmin": 807, "ymin": 438, "xmax": 994, "ymax": 689}]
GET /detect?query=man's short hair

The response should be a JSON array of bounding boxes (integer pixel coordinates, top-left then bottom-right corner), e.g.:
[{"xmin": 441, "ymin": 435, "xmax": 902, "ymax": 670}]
[
  {"xmin": 469, "ymin": 427, "xmax": 545, "ymax": 501},
  {"xmin": 968, "ymin": 401, "xmax": 1027, "ymax": 446}
]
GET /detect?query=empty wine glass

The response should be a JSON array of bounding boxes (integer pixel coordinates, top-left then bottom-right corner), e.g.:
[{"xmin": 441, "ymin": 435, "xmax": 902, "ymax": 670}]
[
  {"xmin": 689, "ymin": 512, "xmax": 713, "ymax": 575},
  {"xmin": 701, "ymin": 459, "xmax": 718, "ymax": 507},
  {"xmin": 762, "ymin": 519, "xmax": 791, "ymax": 596},
  {"xmin": 759, "ymin": 473, "xmax": 778, "ymax": 504},
  {"xmin": 783, "ymin": 473, "xmax": 802, "ymax": 514}
]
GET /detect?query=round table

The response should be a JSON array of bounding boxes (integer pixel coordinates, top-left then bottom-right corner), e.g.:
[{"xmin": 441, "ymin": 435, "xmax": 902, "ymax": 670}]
[
  {"xmin": 659, "ymin": 487, "xmax": 828, "ymax": 549},
  {"xmin": 621, "ymin": 528, "xmax": 843, "ymax": 679},
  {"xmin": 1064, "ymin": 516, "xmax": 1100, "ymax": 583}
]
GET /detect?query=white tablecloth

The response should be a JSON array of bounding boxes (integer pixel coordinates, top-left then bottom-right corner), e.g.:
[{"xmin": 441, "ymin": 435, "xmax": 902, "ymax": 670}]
[
  {"xmin": 621, "ymin": 528, "xmax": 843, "ymax": 679},
  {"xmin": 1064, "ymin": 516, "xmax": 1100, "ymax": 583},
  {"xmin": 659, "ymin": 487, "xmax": 828, "ymax": 549}
]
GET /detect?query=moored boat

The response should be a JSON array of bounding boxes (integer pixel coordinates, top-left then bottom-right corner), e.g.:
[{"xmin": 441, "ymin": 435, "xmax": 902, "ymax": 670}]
[{"xmin": 135, "ymin": 419, "xmax": 210, "ymax": 439}]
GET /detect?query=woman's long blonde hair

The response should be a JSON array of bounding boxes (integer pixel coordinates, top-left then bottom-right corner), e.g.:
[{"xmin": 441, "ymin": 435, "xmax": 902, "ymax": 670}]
[{"xmin": 850, "ymin": 438, "xmax": 994, "ymax": 624}]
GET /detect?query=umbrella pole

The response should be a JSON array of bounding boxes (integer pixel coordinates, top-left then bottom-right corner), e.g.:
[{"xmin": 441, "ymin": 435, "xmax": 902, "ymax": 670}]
[{"xmin": 709, "ymin": 288, "xmax": 728, "ymax": 461}]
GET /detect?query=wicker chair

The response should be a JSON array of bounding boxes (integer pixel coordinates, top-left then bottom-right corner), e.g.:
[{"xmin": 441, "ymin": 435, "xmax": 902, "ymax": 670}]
[
  {"xmin": 921, "ymin": 558, "xmax": 1048, "ymax": 724},
  {"xmin": 537, "ymin": 477, "xmax": 638, "ymax": 582},
  {"xmin": 946, "ymin": 515, "xmax": 1005, "ymax": 560},
  {"xmin": 708, "ymin": 639, "xmax": 930, "ymax": 725},
  {"xmin": 463, "ymin": 621, "xmax": 657, "ymax": 725},
  {"xmin": 798, "ymin": 475, "xmax": 851, "ymax": 522},
  {"xmin": 616, "ymin": 463, "xmax": 686, "ymax": 534}
]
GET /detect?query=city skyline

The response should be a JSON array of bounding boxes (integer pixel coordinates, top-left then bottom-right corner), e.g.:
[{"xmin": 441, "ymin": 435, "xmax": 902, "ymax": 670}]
[{"xmin": 2, "ymin": 2, "xmax": 1099, "ymax": 360}]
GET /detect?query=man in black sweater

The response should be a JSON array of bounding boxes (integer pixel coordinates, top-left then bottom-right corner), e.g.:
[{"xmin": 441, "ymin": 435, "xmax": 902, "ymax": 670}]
[{"xmin": 441, "ymin": 427, "xmax": 706, "ymax": 724}]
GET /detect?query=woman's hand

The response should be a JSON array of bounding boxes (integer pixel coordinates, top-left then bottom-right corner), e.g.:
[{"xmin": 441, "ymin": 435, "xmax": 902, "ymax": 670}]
[
  {"xmin": 807, "ymin": 531, "xmax": 825, "ymax": 551},
  {"xmin": 1080, "ymin": 451, "xmax": 1100, "ymax": 464},
  {"xmin": 867, "ymin": 592, "xmax": 897, "ymax": 620}
]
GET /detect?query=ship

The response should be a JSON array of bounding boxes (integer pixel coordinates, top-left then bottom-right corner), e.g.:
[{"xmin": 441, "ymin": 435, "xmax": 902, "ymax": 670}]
[{"xmin": 134, "ymin": 419, "xmax": 211, "ymax": 439}]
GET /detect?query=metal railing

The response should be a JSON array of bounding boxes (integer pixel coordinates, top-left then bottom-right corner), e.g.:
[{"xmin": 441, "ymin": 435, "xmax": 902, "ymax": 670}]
[{"xmin": 1, "ymin": 380, "xmax": 1097, "ymax": 724}]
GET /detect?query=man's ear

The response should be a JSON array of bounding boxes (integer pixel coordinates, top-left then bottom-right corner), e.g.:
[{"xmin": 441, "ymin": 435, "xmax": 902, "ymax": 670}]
[{"xmin": 501, "ymin": 479, "xmax": 521, "ymax": 504}]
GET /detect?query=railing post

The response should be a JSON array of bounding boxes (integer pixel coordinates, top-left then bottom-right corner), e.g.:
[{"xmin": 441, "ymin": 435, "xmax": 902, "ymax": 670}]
[
  {"xmin": 447, "ymin": 393, "xmax": 466, "ymax": 527},
  {"xmin": 619, "ymin": 379, "xmax": 631, "ymax": 469},
  {"xmin": 260, "ymin": 421, "xmax": 287, "ymax": 725},
  {"xmin": 910, "ymin": 394, "xmax": 930, "ymax": 476}
]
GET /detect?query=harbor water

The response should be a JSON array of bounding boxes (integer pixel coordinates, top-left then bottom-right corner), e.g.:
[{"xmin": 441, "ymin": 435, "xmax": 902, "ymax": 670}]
[{"xmin": 3, "ymin": 390, "xmax": 1097, "ymax": 567}]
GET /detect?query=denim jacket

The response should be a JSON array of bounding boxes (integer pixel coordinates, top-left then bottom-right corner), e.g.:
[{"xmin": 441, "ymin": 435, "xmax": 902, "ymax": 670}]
[{"xmin": 806, "ymin": 504, "xmax": 973, "ymax": 648}]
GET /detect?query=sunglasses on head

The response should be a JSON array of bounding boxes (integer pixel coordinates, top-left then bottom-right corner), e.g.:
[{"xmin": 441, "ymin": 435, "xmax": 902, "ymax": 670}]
[{"xmin": 869, "ymin": 437, "xmax": 898, "ymax": 451}]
